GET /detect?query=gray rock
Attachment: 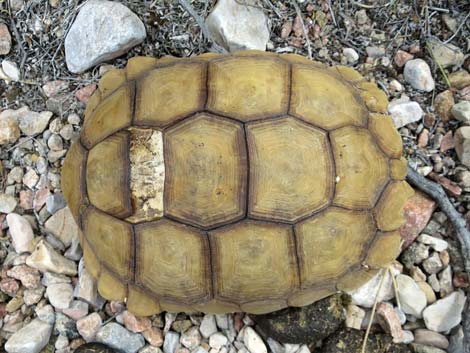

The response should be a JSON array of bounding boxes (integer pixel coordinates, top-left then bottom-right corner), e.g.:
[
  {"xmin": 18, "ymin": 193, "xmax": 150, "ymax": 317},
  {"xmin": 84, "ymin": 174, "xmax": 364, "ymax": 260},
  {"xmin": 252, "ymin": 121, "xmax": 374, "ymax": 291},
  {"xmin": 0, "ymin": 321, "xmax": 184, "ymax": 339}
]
[
  {"xmin": 400, "ymin": 242, "xmax": 429, "ymax": 268},
  {"xmin": 24, "ymin": 286, "xmax": 45, "ymax": 306},
  {"xmin": 200, "ymin": 314, "xmax": 218, "ymax": 339},
  {"xmin": 54, "ymin": 312, "xmax": 80, "ymax": 339},
  {"xmin": 414, "ymin": 329, "xmax": 449, "ymax": 350},
  {"xmin": 423, "ymin": 291, "xmax": 466, "ymax": 332},
  {"xmin": 0, "ymin": 194, "xmax": 17, "ymax": 213},
  {"xmin": 388, "ymin": 96, "xmax": 424, "ymax": 128},
  {"xmin": 422, "ymin": 252, "xmax": 443, "ymax": 274},
  {"xmin": 448, "ymin": 326, "xmax": 463, "ymax": 353},
  {"xmin": 5, "ymin": 318, "xmax": 53, "ymax": 353},
  {"xmin": 206, "ymin": 0, "xmax": 270, "ymax": 52},
  {"xmin": 163, "ymin": 331, "xmax": 180, "ymax": 353},
  {"xmin": 65, "ymin": 0, "xmax": 146, "ymax": 73},
  {"xmin": 96, "ymin": 323, "xmax": 145, "ymax": 353},
  {"xmin": 17, "ymin": 109, "xmax": 53, "ymax": 136},
  {"xmin": 35, "ymin": 304, "xmax": 55, "ymax": 325},
  {"xmin": 454, "ymin": 126, "xmax": 470, "ymax": 168},
  {"xmin": 427, "ymin": 38, "xmax": 464, "ymax": 68},
  {"xmin": 396, "ymin": 274, "xmax": 427, "ymax": 318},
  {"xmin": 45, "ymin": 193, "xmax": 66, "ymax": 215},
  {"xmin": 452, "ymin": 101, "xmax": 470, "ymax": 123},
  {"xmin": 139, "ymin": 347, "xmax": 163, "ymax": 353},
  {"xmin": 404, "ymin": 59, "xmax": 435, "ymax": 92},
  {"xmin": 180, "ymin": 326, "xmax": 201, "ymax": 350},
  {"xmin": 26, "ymin": 239, "xmax": 77, "ymax": 275},
  {"xmin": 417, "ymin": 234, "xmax": 448, "ymax": 252},
  {"xmin": 46, "ymin": 283, "xmax": 74, "ymax": 309},
  {"xmin": 438, "ymin": 266, "xmax": 453, "ymax": 297}
]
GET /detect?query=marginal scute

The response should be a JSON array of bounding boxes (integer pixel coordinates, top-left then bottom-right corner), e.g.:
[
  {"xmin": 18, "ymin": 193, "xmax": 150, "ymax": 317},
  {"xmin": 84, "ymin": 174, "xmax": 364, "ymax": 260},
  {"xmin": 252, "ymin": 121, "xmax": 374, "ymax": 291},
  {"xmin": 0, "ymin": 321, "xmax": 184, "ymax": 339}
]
[
  {"xmin": 99, "ymin": 69, "xmax": 126, "ymax": 98},
  {"xmin": 207, "ymin": 56, "xmax": 289, "ymax": 120},
  {"xmin": 81, "ymin": 84, "xmax": 133, "ymax": 148},
  {"xmin": 241, "ymin": 300, "xmax": 287, "ymax": 314},
  {"xmin": 82, "ymin": 207, "xmax": 133, "ymax": 279},
  {"xmin": 287, "ymin": 287, "xmax": 336, "ymax": 307},
  {"xmin": 390, "ymin": 157, "xmax": 408, "ymax": 180},
  {"xmin": 328, "ymin": 65, "xmax": 365, "ymax": 83},
  {"xmin": 357, "ymin": 81, "xmax": 388, "ymax": 113},
  {"xmin": 365, "ymin": 231, "xmax": 402, "ymax": 269},
  {"xmin": 134, "ymin": 61, "xmax": 205, "ymax": 127},
  {"xmin": 160, "ymin": 300, "xmax": 196, "ymax": 313},
  {"xmin": 246, "ymin": 117, "xmax": 333, "ymax": 222},
  {"xmin": 135, "ymin": 219, "xmax": 211, "ymax": 303},
  {"xmin": 126, "ymin": 56, "xmax": 158, "ymax": 80},
  {"xmin": 193, "ymin": 299, "xmax": 240, "ymax": 314},
  {"xmin": 82, "ymin": 240, "xmax": 100, "ymax": 279},
  {"xmin": 83, "ymin": 89, "xmax": 101, "ymax": 120},
  {"xmin": 295, "ymin": 208, "xmax": 376, "ymax": 287},
  {"xmin": 374, "ymin": 181, "xmax": 415, "ymax": 231},
  {"xmin": 282, "ymin": 53, "xmax": 324, "ymax": 67},
  {"xmin": 165, "ymin": 114, "xmax": 247, "ymax": 228},
  {"xmin": 331, "ymin": 126, "xmax": 389, "ymax": 209},
  {"xmin": 97, "ymin": 268, "xmax": 127, "ymax": 301},
  {"xmin": 61, "ymin": 141, "xmax": 87, "ymax": 223},
  {"xmin": 336, "ymin": 268, "xmax": 380, "ymax": 292},
  {"xmin": 127, "ymin": 286, "xmax": 161, "ymax": 316},
  {"xmin": 209, "ymin": 221, "xmax": 298, "ymax": 303},
  {"xmin": 86, "ymin": 131, "xmax": 132, "ymax": 218},
  {"xmin": 368, "ymin": 113, "xmax": 403, "ymax": 158},
  {"xmin": 290, "ymin": 66, "xmax": 367, "ymax": 130}
]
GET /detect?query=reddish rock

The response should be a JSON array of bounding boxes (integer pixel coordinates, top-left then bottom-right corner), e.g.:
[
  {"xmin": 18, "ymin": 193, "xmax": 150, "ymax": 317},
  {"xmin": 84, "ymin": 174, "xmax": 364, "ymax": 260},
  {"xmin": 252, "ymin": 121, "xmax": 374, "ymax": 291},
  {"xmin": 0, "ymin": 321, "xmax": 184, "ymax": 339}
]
[
  {"xmin": 280, "ymin": 20, "xmax": 293, "ymax": 39},
  {"xmin": 19, "ymin": 190, "xmax": 33, "ymax": 210},
  {"xmin": 77, "ymin": 312, "xmax": 102, "ymax": 342},
  {"xmin": 453, "ymin": 272, "xmax": 469, "ymax": 288},
  {"xmin": 439, "ymin": 250, "xmax": 450, "ymax": 267},
  {"xmin": 42, "ymin": 80, "xmax": 68, "ymax": 98},
  {"xmin": 75, "ymin": 83, "xmax": 97, "ymax": 104},
  {"xmin": 459, "ymin": 86, "xmax": 470, "ymax": 101},
  {"xmin": 400, "ymin": 191, "xmax": 437, "ymax": 248},
  {"xmin": 434, "ymin": 90, "xmax": 455, "ymax": 122},
  {"xmin": 418, "ymin": 129, "xmax": 429, "ymax": 148},
  {"xmin": 234, "ymin": 312, "xmax": 244, "ymax": 332},
  {"xmin": 394, "ymin": 50, "xmax": 413, "ymax": 68},
  {"xmin": 440, "ymin": 131, "xmax": 455, "ymax": 153},
  {"xmin": 0, "ymin": 303, "xmax": 7, "ymax": 319},
  {"xmin": 33, "ymin": 188, "xmax": 51, "ymax": 211},
  {"xmin": 122, "ymin": 310, "xmax": 152, "ymax": 333},
  {"xmin": 376, "ymin": 302, "xmax": 405, "ymax": 343},
  {"xmin": 0, "ymin": 23, "xmax": 12, "ymax": 55},
  {"xmin": 0, "ymin": 278, "xmax": 20, "ymax": 297},
  {"xmin": 429, "ymin": 172, "xmax": 462, "ymax": 197},
  {"xmin": 109, "ymin": 300, "xmax": 125, "ymax": 313},
  {"xmin": 6, "ymin": 265, "xmax": 41, "ymax": 289},
  {"xmin": 143, "ymin": 326, "xmax": 164, "ymax": 347}
]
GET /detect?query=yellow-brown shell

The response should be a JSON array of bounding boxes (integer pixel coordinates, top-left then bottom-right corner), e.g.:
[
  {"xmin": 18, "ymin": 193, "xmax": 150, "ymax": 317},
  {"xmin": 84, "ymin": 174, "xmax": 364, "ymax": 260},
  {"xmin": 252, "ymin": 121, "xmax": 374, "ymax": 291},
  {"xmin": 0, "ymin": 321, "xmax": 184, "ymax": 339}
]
[{"xmin": 62, "ymin": 51, "xmax": 413, "ymax": 315}]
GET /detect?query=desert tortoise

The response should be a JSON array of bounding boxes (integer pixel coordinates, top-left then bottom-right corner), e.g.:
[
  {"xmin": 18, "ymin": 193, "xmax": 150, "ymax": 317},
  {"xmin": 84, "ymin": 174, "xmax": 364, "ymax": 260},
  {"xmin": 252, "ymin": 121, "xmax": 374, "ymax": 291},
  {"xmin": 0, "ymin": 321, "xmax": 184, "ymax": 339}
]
[{"xmin": 62, "ymin": 51, "xmax": 413, "ymax": 316}]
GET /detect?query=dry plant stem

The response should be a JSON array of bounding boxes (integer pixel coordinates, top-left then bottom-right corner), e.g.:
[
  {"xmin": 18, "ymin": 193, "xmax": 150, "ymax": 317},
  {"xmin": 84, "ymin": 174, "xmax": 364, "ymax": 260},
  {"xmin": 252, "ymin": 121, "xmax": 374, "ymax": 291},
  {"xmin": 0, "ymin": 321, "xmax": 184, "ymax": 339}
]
[
  {"xmin": 361, "ymin": 268, "xmax": 386, "ymax": 353},
  {"xmin": 177, "ymin": 0, "xmax": 228, "ymax": 53},
  {"xmin": 290, "ymin": 0, "xmax": 313, "ymax": 60},
  {"xmin": 407, "ymin": 166, "xmax": 470, "ymax": 352}
]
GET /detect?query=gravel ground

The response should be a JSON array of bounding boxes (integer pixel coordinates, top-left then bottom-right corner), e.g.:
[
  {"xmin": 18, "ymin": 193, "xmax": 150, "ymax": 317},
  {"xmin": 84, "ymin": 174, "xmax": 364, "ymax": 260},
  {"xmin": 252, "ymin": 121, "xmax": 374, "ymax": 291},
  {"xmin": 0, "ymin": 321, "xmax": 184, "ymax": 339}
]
[{"xmin": 0, "ymin": 0, "xmax": 469, "ymax": 352}]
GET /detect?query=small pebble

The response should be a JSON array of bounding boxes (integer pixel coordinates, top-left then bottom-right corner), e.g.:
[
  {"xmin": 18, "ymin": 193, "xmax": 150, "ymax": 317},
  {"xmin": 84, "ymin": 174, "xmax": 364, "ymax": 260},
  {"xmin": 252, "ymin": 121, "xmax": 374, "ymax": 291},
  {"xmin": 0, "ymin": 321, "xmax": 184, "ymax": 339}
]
[{"xmin": 404, "ymin": 59, "xmax": 435, "ymax": 92}]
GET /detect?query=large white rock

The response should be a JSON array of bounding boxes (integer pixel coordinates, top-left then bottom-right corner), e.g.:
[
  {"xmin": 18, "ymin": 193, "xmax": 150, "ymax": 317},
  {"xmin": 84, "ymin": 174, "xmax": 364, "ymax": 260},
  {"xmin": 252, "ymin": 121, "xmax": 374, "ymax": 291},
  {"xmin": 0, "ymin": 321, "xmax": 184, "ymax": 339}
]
[
  {"xmin": 423, "ymin": 291, "xmax": 466, "ymax": 332},
  {"xmin": 6, "ymin": 213, "xmax": 34, "ymax": 253},
  {"xmin": 64, "ymin": 0, "xmax": 146, "ymax": 73},
  {"xmin": 206, "ymin": 0, "xmax": 270, "ymax": 52},
  {"xmin": 243, "ymin": 326, "xmax": 267, "ymax": 353},
  {"xmin": 388, "ymin": 95, "xmax": 424, "ymax": 128},
  {"xmin": 404, "ymin": 59, "xmax": 435, "ymax": 92},
  {"xmin": 44, "ymin": 207, "xmax": 79, "ymax": 247},
  {"xmin": 5, "ymin": 318, "xmax": 52, "ymax": 353},
  {"xmin": 26, "ymin": 239, "xmax": 77, "ymax": 275},
  {"xmin": 46, "ymin": 283, "xmax": 74, "ymax": 309},
  {"xmin": 396, "ymin": 274, "xmax": 427, "ymax": 318}
]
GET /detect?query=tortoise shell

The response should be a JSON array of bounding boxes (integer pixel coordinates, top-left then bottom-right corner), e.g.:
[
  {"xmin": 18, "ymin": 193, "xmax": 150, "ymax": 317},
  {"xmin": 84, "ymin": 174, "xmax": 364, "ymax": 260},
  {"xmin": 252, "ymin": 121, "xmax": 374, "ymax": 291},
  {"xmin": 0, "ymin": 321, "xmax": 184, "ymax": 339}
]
[{"xmin": 62, "ymin": 51, "xmax": 413, "ymax": 315}]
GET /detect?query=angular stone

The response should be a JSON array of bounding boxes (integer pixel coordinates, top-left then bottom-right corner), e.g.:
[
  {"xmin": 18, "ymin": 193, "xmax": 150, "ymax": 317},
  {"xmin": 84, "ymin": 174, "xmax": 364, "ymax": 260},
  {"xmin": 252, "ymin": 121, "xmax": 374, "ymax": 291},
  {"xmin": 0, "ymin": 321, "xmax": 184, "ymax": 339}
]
[
  {"xmin": 345, "ymin": 304, "xmax": 365, "ymax": 330},
  {"xmin": 449, "ymin": 71, "xmax": 470, "ymax": 90},
  {"xmin": 26, "ymin": 239, "xmax": 77, "ymax": 276},
  {"xmin": 396, "ymin": 274, "xmax": 427, "ymax": 318},
  {"xmin": 0, "ymin": 113, "xmax": 20, "ymax": 145},
  {"xmin": 417, "ymin": 234, "xmax": 448, "ymax": 252},
  {"xmin": 122, "ymin": 310, "xmax": 152, "ymax": 333},
  {"xmin": 423, "ymin": 291, "xmax": 466, "ymax": 332},
  {"xmin": 5, "ymin": 318, "xmax": 53, "ymax": 353},
  {"xmin": 46, "ymin": 283, "xmax": 74, "ymax": 309},
  {"xmin": 163, "ymin": 331, "xmax": 180, "ymax": 353},
  {"xmin": 388, "ymin": 96, "xmax": 424, "ymax": 128},
  {"xmin": 44, "ymin": 207, "xmax": 79, "ymax": 247},
  {"xmin": 65, "ymin": 0, "xmax": 146, "ymax": 73},
  {"xmin": 414, "ymin": 329, "xmax": 449, "ymax": 350},
  {"xmin": 452, "ymin": 101, "xmax": 470, "ymax": 123},
  {"xmin": 200, "ymin": 315, "xmax": 218, "ymax": 339},
  {"xmin": 206, "ymin": 0, "xmax": 270, "ymax": 52},
  {"xmin": 6, "ymin": 213, "xmax": 34, "ymax": 253},
  {"xmin": 62, "ymin": 300, "xmax": 89, "ymax": 321},
  {"xmin": 0, "ymin": 194, "xmax": 17, "ymax": 213},
  {"xmin": 243, "ymin": 327, "xmax": 266, "ymax": 353},
  {"xmin": 96, "ymin": 323, "xmax": 145, "ymax": 353},
  {"xmin": 427, "ymin": 38, "xmax": 464, "ymax": 68},
  {"xmin": 7, "ymin": 264, "xmax": 40, "ymax": 289},
  {"xmin": 454, "ymin": 126, "xmax": 470, "ymax": 168},
  {"xmin": 433, "ymin": 90, "xmax": 454, "ymax": 122},
  {"xmin": 404, "ymin": 59, "xmax": 435, "ymax": 92},
  {"xmin": 77, "ymin": 312, "xmax": 102, "ymax": 342}
]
